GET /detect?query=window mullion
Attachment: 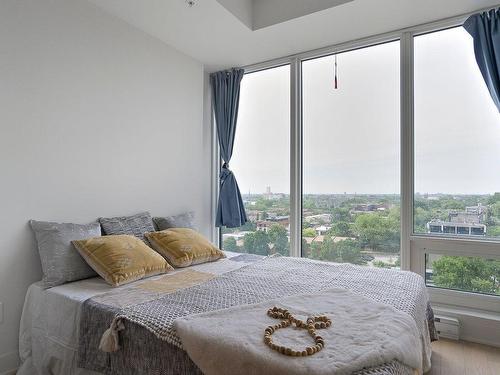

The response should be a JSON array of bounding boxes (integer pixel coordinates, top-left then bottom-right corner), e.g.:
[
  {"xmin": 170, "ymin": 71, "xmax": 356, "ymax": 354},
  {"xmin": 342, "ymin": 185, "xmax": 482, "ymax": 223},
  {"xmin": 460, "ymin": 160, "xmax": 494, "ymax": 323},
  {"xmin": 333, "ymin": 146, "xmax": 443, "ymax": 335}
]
[
  {"xmin": 400, "ymin": 32, "xmax": 414, "ymax": 271},
  {"xmin": 290, "ymin": 57, "xmax": 302, "ymax": 258}
]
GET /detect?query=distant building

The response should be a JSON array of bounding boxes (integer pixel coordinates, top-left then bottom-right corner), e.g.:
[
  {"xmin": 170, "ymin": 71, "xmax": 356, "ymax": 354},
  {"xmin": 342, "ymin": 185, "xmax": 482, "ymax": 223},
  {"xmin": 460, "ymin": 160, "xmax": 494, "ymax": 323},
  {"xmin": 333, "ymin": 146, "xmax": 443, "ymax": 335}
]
[
  {"xmin": 264, "ymin": 186, "xmax": 284, "ymax": 200},
  {"xmin": 256, "ymin": 221, "xmax": 273, "ymax": 233},
  {"xmin": 304, "ymin": 214, "xmax": 332, "ymax": 224},
  {"xmin": 256, "ymin": 216, "xmax": 290, "ymax": 233},
  {"xmin": 269, "ymin": 215, "xmax": 289, "ymax": 225},
  {"xmin": 304, "ymin": 235, "xmax": 325, "ymax": 245},
  {"xmin": 426, "ymin": 204, "xmax": 487, "ymax": 236},
  {"xmin": 426, "ymin": 196, "xmax": 440, "ymax": 201},
  {"xmin": 350, "ymin": 203, "xmax": 387, "ymax": 214},
  {"xmin": 427, "ymin": 220, "xmax": 486, "ymax": 236},
  {"xmin": 245, "ymin": 210, "xmax": 260, "ymax": 222},
  {"xmin": 315, "ymin": 225, "xmax": 331, "ymax": 236},
  {"xmin": 264, "ymin": 186, "xmax": 272, "ymax": 200},
  {"xmin": 465, "ymin": 204, "xmax": 486, "ymax": 216}
]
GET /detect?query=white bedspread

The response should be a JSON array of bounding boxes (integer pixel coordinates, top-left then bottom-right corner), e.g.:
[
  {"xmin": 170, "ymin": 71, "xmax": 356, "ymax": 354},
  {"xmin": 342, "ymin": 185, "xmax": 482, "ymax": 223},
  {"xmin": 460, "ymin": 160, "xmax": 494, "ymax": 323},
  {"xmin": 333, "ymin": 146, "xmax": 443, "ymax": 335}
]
[
  {"xmin": 18, "ymin": 278, "xmax": 110, "ymax": 375},
  {"xmin": 175, "ymin": 288, "xmax": 422, "ymax": 375}
]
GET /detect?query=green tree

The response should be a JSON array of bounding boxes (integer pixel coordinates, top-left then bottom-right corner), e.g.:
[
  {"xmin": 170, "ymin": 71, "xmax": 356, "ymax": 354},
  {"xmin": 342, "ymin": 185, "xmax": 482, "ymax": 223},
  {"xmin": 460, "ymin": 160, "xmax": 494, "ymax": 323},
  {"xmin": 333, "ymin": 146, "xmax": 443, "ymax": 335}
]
[
  {"xmin": 309, "ymin": 240, "xmax": 323, "ymax": 260},
  {"xmin": 268, "ymin": 224, "xmax": 289, "ymax": 255},
  {"xmin": 440, "ymin": 199, "xmax": 465, "ymax": 210},
  {"xmin": 318, "ymin": 236, "xmax": 335, "ymax": 261},
  {"xmin": 308, "ymin": 237, "xmax": 366, "ymax": 266},
  {"xmin": 331, "ymin": 207, "xmax": 351, "ymax": 222},
  {"xmin": 335, "ymin": 239, "xmax": 366, "ymax": 265},
  {"xmin": 301, "ymin": 238, "xmax": 311, "ymax": 257},
  {"xmin": 243, "ymin": 232, "xmax": 255, "ymax": 253},
  {"xmin": 431, "ymin": 256, "xmax": 499, "ymax": 295},
  {"xmin": 414, "ymin": 207, "xmax": 433, "ymax": 233},
  {"xmin": 303, "ymin": 197, "xmax": 318, "ymax": 210},
  {"xmin": 239, "ymin": 221, "xmax": 257, "ymax": 231},
  {"xmin": 487, "ymin": 226, "xmax": 500, "ymax": 237},
  {"xmin": 414, "ymin": 199, "xmax": 430, "ymax": 210},
  {"xmin": 487, "ymin": 192, "xmax": 500, "ymax": 205},
  {"xmin": 490, "ymin": 202, "xmax": 500, "ymax": 219},
  {"xmin": 328, "ymin": 221, "xmax": 352, "ymax": 237},
  {"xmin": 223, "ymin": 237, "xmax": 239, "ymax": 252},
  {"xmin": 254, "ymin": 198, "xmax": 273, "ymax": 211},
  {"xmin": 341, "ymin": 197, "xmax": 368, "ymax": 207},
  {"xmin": 373, "ymin": 256, "xmax": 400, "ymax": 269},
  {"xmin": 245, "ymin": 230, "xmax": 270, "ymax": 255},
  {"xmin": 373, "ymin": 260, "xmax": 392, "ymax": 269},
  {"xmin": 354, "ymin": 213, "xmax": 399, "ymax": 253},
  {"xmin": 302, "ymin": 228, "xmax": 316, "ymax": 237}
]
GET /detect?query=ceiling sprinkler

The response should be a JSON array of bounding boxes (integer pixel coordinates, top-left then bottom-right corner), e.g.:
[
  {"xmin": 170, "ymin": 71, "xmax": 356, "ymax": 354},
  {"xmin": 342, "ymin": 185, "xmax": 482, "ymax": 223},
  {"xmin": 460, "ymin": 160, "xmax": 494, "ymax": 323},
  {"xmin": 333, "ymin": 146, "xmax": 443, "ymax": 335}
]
[{"xmin": 186, "ymin": 0, "xmax": 196, "ymax": 7}]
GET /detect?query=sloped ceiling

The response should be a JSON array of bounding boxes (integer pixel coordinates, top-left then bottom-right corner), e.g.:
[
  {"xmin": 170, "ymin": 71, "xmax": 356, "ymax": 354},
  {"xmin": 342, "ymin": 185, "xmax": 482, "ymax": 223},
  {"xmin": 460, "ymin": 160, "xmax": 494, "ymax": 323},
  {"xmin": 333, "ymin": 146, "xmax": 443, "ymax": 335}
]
[{"xmin": 87, "ymin": 0, "xmax": 500, "ymax": 71}]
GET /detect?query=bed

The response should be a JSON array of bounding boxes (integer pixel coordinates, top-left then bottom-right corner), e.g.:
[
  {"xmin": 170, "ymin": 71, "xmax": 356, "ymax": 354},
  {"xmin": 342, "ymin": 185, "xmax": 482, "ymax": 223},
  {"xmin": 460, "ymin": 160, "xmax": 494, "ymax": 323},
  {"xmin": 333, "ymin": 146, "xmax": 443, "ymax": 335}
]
[{"xmin": 18, "ymin": 252, "xmax": 436, "ymax": 375}]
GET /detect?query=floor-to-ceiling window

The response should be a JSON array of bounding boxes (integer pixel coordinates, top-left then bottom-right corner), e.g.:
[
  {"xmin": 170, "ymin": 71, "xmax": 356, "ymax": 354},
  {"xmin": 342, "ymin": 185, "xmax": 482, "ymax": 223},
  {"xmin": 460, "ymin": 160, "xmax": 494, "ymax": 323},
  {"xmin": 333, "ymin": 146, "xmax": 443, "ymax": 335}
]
[
  {"xmin": 220, "ymin": 65, "xmax": 291, "ymax": 256},
  {"xmin": 301, "ymin": 41, "xmax": 401, "ymax": 267},
  {"xmin": 214, "ymin": 14, "xmax": 500, "ymax": 306},
  {"xmin": 414, "ymin": 27, "xmax": 500, "ymax": 295}
]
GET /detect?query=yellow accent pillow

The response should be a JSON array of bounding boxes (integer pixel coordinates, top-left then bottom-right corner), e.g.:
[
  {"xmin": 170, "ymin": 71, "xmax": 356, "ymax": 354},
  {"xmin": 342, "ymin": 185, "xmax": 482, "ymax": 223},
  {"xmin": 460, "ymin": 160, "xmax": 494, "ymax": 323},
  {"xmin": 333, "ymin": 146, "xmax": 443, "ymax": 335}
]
[
  {"xmin": 72, "ymin": 235, "xmax": 173, "ymax": 286},
  {"xmin": 145, "ymin": 228, "xmax": 225, "ymax": 268}
]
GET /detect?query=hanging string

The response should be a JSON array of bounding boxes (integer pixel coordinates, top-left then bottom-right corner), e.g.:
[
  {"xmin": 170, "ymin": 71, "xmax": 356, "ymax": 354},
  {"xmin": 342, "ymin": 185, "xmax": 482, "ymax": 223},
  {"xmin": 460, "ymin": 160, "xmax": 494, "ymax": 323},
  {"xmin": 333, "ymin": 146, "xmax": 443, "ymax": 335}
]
[{"xmin": 334, "ymin": 54, "xmax": 338, "ymax": 90}]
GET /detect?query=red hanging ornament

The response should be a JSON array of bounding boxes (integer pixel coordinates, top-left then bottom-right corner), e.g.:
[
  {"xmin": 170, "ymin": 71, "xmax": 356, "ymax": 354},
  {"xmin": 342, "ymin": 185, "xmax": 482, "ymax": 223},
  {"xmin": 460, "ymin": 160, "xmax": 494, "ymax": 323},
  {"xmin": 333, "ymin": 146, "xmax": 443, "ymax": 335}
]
[{"xmin": 334, "ymin": 54, "xmax": 338, "ymax": 90}]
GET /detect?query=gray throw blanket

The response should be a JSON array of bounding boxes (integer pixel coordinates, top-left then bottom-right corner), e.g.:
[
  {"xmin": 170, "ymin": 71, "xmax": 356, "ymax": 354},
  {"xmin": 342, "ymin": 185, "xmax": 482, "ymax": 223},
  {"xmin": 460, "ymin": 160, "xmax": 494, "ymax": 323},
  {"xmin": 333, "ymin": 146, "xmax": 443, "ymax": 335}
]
[{"xmin": 78, "ymin": 255, "xmax": 436, "ymax": 375}]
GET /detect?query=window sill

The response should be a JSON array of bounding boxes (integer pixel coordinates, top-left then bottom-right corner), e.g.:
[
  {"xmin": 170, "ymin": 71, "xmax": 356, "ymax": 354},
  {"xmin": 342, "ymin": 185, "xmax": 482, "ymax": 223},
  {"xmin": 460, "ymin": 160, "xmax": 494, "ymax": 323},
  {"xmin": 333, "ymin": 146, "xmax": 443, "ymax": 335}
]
[
  {"xmin": 432, "ymin": 303, "xmax": 500, "ymax": 322},
  {"xmin": 429, "ymin": 286, "xmax": 500, "ymax": 314}
]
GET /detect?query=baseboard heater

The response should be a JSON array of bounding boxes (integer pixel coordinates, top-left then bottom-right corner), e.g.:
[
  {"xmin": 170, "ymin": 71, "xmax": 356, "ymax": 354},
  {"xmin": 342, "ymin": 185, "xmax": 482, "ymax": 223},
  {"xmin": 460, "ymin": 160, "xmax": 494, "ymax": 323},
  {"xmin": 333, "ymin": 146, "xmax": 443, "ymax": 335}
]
[{"xmin": 434, "ymin": 315, "xmax": 460, "ymax": 340}]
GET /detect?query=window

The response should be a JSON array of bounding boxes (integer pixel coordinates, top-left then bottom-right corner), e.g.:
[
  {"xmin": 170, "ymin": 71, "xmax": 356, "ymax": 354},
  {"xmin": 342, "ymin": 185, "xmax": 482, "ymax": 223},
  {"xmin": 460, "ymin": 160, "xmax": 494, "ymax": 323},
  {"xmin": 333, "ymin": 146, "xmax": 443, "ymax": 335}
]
[
  {"xmin": 301, "ymin": 41, "xmax": 401, "ymax": 268},
  {"xmin": 220, "ymin": 65, "xmax": 291, "ymax": 256},
  {"xmin": 213, "ymin": 16, "xmax": 500, "ymax": 307},
  {"xmin": 426, "ymin": 254, "xmax": 500, "ymax": 296},
  {"xmin": 414, "ymin": 27, "xmax": 500, "ymax": 239}
]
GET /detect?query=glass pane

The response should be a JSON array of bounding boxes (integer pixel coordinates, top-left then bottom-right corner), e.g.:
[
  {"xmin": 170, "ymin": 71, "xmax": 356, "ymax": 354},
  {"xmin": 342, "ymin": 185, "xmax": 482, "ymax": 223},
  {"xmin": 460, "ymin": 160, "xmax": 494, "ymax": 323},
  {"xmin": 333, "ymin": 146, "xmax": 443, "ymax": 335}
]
[
  {"xmin": 220, "ymin": 65, "xmax": 290, "ymax": 256},
  {"xmin": 302, "ymin": 41, "xmax": 400, "ymax": 267},
  {"xmin": 414, "ymin": 27, "xmax": 500, "ymax": 238},
  {"xmin": 426, "ymin": 254, "xmax": 500, "ymax": 296}
]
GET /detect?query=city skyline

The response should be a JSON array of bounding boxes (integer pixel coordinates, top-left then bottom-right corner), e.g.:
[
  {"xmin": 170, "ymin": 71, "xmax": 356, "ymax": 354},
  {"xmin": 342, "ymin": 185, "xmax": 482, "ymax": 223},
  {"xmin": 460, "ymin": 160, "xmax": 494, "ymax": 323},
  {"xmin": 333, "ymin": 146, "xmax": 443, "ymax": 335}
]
[{"xmin": 240, "ymin": 187, "xmax": 498, "ymax": 197}]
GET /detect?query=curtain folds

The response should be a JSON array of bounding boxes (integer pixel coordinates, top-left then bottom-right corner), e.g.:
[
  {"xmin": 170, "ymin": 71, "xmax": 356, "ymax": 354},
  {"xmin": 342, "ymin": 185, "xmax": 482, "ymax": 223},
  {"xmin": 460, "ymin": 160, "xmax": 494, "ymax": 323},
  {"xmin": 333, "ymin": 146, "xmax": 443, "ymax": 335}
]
[
  {"xmin": 211, "ymin": 68, "xmax": 247, "ymax": 228},
  {"xmin": 464, "ymin": 8, "xmax": 500, "ymax": 112}
]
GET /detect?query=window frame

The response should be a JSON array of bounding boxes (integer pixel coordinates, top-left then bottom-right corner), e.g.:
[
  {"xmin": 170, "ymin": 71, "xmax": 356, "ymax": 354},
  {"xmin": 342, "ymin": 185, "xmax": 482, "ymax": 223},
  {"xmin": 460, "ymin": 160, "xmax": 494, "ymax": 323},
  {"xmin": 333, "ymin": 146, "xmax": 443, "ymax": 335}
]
[
  {"xmin": 299, "ymin": 39, "xmax": 402, "ymax": 261},
  {"xmin": 212, "ymin": 7, "xmax": 500, "ymax": 312}
]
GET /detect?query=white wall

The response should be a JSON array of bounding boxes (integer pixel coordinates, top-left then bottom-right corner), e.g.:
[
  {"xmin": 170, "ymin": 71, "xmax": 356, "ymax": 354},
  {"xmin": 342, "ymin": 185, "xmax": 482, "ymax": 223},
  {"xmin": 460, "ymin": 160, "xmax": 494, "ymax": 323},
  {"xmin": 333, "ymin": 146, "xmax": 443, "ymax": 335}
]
[{"xmin": 0, "ymin": 0, "xmax": 209, "ymax": 371}]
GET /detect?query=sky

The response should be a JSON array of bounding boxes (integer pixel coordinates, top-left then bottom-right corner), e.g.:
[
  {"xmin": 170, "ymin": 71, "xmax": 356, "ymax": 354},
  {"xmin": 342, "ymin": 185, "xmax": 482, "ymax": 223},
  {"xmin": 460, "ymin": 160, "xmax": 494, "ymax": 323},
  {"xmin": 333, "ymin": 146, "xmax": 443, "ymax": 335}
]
[{"xmin": 231, "ymin": 27, "xmax": 500, "ymax": 195}]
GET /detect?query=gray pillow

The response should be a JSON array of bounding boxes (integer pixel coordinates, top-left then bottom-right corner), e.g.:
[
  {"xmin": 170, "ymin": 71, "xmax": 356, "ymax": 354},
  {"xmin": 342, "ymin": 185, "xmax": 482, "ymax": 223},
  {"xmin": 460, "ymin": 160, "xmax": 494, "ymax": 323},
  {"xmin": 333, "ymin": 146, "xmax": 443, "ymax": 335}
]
[
  {"xmin": 30, "ymin": 220, "xmax": 101, "ymax": 288},
  {"xmin": 153, "ymin": 211, "xmax": 196, "ymax": 231},
  {"xmin": 99, "ymin": 211, "xmax": 155, "ymax": 241}
]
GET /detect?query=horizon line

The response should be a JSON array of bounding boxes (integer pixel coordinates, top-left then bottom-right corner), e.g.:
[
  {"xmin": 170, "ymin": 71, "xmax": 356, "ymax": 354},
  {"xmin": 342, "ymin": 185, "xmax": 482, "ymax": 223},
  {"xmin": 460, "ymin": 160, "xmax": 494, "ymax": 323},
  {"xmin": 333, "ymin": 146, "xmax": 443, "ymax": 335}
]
[{"xmin": 242, "ymin": 192, "xmax": 498, "ymax": 196}]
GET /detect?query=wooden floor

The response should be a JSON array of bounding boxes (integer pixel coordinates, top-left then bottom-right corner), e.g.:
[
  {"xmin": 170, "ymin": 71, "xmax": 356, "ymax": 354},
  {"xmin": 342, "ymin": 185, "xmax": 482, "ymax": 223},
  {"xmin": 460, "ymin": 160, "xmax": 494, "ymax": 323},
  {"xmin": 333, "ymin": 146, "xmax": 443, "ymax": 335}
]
[{"xmin": 426, "ymin": 339, "xmax": 500, "ymax": 375}]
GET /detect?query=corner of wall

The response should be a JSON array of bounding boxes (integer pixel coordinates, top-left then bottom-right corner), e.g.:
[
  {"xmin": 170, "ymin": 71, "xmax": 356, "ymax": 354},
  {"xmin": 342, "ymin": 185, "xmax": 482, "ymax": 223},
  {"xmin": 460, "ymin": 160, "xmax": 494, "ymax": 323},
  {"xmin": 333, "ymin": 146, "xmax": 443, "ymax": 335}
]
[{"xmin": 203, "ymin": 69, "xmax": 218, "ymax": 244}]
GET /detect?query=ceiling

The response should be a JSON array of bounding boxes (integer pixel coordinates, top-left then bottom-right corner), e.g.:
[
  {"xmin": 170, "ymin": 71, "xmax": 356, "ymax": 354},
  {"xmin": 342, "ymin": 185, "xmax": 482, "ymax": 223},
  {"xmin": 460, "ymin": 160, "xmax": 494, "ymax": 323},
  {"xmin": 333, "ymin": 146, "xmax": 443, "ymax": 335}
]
[
  {"xmin": 216, "ymin": 0, "xmax": 354, "ymax": 30},
  {"xmin": 87, "ymin": 0, "xmax": 500, "ymax": 72}
]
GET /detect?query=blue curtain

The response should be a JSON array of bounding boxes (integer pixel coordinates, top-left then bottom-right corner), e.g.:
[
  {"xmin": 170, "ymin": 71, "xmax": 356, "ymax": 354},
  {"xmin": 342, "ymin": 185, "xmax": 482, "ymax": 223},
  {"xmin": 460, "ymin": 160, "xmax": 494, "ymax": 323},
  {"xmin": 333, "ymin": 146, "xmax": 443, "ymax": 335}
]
[
  {"xmin": 464, "ymin": 8, "xmax": 500, "ymax": 112},
  {"xmin": 211, "ymin": 68, "xmax": 247, "ymax": 228}
]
